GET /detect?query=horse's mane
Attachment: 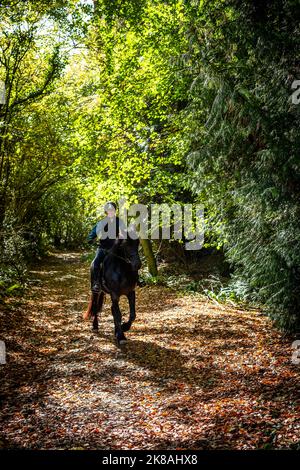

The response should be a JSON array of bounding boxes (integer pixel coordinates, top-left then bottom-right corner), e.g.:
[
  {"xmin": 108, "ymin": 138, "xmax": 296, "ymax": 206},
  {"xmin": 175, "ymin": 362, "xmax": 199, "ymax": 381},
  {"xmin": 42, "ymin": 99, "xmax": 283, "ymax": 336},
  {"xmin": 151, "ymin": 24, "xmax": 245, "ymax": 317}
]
[{"xmin": 112, "ymin": 228, "xmax": 139, "ymax": 251}]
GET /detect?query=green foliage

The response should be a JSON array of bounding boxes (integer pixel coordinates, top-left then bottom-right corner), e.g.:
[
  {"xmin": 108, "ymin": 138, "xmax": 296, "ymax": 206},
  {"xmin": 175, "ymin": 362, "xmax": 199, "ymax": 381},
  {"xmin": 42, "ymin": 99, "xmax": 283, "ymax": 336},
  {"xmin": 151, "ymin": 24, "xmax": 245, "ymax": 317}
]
[
  {"xmin": 182, "ymin": 0, "xmax": 300, "ymax": 330},
  {"xmin": 69, "ymin": 0, "xmax": 191, "ymax": 209},
  {"xmin": 0, "ymin": 0, "xmax": 88, "ymax": 284},
  {"xmin": 41, "ymin": 181, "xmax": 92, "ymax": 248},
  {"xmin": 0, "ymin": 218, "xmax": 29, "ymax": 294},
  {"xmin": 0, "ymin": 280, "xmax": 23, "ymax": 302}
]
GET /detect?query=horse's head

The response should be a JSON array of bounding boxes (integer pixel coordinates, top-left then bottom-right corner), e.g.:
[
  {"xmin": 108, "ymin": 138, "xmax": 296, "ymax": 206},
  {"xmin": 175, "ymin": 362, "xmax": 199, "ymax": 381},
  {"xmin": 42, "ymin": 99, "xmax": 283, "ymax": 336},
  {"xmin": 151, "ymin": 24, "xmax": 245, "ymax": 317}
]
[{"xmin": 117, "ymin": 229, "xmax": 142, "ymax": 272}]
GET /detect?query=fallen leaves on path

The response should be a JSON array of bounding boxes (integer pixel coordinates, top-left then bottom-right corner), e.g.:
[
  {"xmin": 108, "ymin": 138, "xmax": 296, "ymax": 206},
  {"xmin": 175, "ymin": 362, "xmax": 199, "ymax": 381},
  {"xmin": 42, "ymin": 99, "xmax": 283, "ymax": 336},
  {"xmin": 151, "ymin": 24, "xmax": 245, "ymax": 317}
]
[{"xmin": 0, "ymin": 251, "xmax": 299, "ymax": 450}]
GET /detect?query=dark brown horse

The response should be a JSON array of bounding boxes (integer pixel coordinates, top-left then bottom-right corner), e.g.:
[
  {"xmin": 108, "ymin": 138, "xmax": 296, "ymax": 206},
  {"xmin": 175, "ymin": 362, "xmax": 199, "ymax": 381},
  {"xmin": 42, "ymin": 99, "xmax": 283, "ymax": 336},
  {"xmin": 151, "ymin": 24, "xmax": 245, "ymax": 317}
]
[{"xmin": 83, "ymin": 234, "xmax": 141, "ymax": 344}]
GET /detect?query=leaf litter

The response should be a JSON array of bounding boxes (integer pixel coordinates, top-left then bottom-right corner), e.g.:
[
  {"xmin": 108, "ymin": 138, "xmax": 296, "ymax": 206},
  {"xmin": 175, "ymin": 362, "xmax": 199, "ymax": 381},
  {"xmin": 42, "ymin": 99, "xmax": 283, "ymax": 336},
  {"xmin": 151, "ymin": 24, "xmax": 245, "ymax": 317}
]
[{"xmin": 0, "ymin": 251, "xmax": 299, "ymax": 450}]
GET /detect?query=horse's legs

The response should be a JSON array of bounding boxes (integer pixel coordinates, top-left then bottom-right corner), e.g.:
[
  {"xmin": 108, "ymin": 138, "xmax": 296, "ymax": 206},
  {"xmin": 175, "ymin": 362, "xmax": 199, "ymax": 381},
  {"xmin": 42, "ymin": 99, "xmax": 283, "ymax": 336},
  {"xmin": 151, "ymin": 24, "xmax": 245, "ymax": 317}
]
[
  {"xmin": 91, "ymin": 292, "xmax": 99, "ymax": 331},
  {"xmin": 92, "ymin": 291, "xmax": 105, "ymax": 331},
  {"xmin": 91, "ymin": 248, "xmax": 104, "ymax": 291},
  {"xmin": 122, "ymin": 290, "xmax": 136, "ymax": 332},
  {"xmin": 111, "ymin": 294, "xmax": 126, "ymax": 344}
]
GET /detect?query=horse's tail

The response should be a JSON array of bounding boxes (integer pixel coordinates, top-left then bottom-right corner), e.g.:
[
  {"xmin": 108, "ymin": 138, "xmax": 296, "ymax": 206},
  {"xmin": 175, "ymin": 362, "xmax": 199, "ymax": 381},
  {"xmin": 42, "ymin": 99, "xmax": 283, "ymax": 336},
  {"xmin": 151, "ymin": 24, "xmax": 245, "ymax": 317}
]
[
  {"xmin": 83, "ymin": 296, "xmax": 93, "ymax": 320},
  {"xmin": 83, "ymin": 292, "xmax": 105, "ymax": 320}
]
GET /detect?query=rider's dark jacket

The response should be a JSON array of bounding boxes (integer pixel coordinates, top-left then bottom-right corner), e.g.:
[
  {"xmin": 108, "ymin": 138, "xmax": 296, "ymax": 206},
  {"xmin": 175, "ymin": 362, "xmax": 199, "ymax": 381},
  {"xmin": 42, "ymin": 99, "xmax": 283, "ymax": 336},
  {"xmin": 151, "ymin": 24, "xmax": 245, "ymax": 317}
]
[{"xmin": 87, "ymin": 216, "xmax": 126, "ymax": 250}]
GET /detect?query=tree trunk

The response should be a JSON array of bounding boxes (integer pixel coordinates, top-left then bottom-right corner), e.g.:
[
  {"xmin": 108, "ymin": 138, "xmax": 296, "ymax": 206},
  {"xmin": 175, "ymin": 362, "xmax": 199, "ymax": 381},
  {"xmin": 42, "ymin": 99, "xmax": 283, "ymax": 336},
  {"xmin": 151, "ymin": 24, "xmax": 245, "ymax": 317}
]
[{"xmin": 140, "ymin": 238, "xmax": 158, "ymax": 277}]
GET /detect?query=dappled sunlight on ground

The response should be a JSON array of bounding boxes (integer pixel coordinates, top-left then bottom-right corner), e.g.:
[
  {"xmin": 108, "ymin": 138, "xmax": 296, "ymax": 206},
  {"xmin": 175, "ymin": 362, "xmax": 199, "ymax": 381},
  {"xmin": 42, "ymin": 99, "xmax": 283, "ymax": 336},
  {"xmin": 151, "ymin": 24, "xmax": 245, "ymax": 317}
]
[{"xmin": 0, "ymin": 252, "xmax": 299, "ymax": 450}]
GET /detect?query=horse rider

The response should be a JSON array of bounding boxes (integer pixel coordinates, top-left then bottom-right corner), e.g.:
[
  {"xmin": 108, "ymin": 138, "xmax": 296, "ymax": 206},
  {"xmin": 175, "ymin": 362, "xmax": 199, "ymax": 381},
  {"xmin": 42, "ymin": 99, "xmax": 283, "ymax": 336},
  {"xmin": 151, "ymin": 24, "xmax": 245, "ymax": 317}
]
[{"xmin": 87, "ymin": 201, "xmax": 126, "ymax": 292}]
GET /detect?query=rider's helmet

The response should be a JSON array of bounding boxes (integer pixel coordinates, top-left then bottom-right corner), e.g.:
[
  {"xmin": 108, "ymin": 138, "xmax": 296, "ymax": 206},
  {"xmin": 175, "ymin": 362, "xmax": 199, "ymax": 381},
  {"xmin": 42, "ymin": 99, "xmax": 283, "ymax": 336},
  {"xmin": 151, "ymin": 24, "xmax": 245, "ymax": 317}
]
[{"xmin": 104, "ymin": 201, "xmax": 117, "ymax": 213}]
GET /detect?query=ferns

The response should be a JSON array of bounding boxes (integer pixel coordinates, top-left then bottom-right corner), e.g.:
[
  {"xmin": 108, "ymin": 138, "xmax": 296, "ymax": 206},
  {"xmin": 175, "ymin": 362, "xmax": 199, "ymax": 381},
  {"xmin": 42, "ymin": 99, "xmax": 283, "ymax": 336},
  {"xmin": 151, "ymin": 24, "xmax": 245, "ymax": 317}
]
[{"xmin": 183, "ymin": 0, "xmax": 300, "ymax": 331}]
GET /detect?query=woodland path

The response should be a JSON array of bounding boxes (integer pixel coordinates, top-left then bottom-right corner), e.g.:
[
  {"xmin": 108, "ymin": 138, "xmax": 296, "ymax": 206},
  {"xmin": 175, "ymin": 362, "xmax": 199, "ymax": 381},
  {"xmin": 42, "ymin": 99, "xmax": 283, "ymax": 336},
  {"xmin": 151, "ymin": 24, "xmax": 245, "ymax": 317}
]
[{"xmin": 0, "ymin": 251, "xmax": 299, "ymax": 450}]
